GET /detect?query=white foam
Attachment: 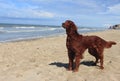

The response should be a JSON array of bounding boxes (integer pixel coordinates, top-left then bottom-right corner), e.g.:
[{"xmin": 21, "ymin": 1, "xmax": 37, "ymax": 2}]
[
  {"xmin": 0, "ymin": 36, "xmax": 44, "ymax": 43},
  {"xmin": 15, "ymin": 26, "xmax": 35, "ymax": 29},
  {"xmin": 0, "ymin": 27, "xmax": 4, "ymax": 29}
]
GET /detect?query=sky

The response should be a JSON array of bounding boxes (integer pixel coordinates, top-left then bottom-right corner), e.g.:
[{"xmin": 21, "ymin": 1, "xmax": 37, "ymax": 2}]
[{"xmin": 0, "ymin": 0, "xmax": 120, "ymax": 27}]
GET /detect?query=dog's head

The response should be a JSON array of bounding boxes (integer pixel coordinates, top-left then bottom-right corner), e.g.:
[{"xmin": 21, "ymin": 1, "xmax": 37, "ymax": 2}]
[{"xmin": 62, "ymin": 20, "xmax": 76, "ymax": 29}]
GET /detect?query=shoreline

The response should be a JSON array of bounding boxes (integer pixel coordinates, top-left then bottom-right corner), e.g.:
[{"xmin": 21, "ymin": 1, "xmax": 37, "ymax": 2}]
[
  {"xmin": 0, "ymin": 30, "xmax": 120, "ymax": 81},
  {"xmin": 0, "ymin": 33, "xmax": 65, "ymax": 43},
  {"xmin": 0, "ymin": 28, "xmax": 107, "ymax": 43}
]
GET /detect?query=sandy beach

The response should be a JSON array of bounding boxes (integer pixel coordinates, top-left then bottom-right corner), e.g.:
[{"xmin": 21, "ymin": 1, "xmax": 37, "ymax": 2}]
[{"xmin": 0, "ymin": 30, "xmax": 120, "ymax": 81}]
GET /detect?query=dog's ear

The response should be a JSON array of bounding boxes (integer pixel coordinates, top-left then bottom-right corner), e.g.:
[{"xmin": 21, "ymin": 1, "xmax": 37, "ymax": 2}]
[{"xmin": 69, "ymin": 21, "xmax": 77, "ymax": 31}]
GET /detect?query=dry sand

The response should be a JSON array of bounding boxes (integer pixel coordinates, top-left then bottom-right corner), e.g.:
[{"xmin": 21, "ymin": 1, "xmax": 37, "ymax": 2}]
[{"xmin": 0, "ymin": 30, "xmax": 120, "ymax": 81}]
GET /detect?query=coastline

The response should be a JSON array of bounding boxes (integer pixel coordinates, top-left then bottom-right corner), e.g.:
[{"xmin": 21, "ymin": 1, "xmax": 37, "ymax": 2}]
[
  {"xmin": 0, "ymin": 23, "xmax": 106, "ymax": 43},
  {"xmin": 0, "ymin": 30, "xmax": 120, "ymax": 81},
  {"xmin": 0, "ymin": 29, "xmax": 106, "ymax": 43}
]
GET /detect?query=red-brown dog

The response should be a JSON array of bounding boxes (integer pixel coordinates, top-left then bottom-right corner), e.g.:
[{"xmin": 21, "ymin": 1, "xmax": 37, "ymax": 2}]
[{"xmin": 62, "ymin": 20, "xmax": 116, "ymax": 72}]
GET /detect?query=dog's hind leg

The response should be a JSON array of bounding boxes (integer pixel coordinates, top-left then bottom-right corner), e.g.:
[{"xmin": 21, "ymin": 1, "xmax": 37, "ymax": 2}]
[
  {"xmin": 88, "ymin": 48, "xmax": 99, "ymax": 65},
  {"xmin": 96, "ymin": 48, "xmax": 104, "ymax": 69}
]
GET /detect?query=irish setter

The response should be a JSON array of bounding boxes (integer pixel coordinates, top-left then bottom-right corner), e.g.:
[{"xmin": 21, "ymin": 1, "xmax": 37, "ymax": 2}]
[{"xmin": 62, "ymin": 20, "xmax": 116, "ymax": 72}]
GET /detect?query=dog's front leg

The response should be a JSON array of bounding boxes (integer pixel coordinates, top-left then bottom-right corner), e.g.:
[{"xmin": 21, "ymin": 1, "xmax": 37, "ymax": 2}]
[
  {"xmin": 67, "ymin": 50, "xmax": 75, "ymax": 71},
  {"xmin": 73, "ymin": 54, "xmax": 81, "ymax": 72}
]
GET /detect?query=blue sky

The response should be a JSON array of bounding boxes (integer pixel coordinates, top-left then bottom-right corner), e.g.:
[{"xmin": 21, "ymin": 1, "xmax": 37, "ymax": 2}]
[{"xmin": 0, "ymin": 0, "xmax": 120, "ymax": 27}]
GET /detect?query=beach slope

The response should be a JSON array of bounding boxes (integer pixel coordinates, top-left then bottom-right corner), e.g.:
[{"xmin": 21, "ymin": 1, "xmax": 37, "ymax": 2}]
[{"xmin": 0, "ymin": 30, "xmax": 120, "ymax": 81}]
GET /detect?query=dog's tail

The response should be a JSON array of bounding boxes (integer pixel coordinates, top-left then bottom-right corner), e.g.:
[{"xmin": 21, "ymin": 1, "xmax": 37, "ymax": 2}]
[{"xmin": 105, "ymin": 41, "xmax": 116, "ymax": 48}]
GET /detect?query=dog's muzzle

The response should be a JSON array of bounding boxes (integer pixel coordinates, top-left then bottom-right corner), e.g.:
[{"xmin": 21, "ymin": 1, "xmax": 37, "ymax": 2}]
[{"xmin": 62, "ymin": 23, "xmax": 65, "ymax": 28}]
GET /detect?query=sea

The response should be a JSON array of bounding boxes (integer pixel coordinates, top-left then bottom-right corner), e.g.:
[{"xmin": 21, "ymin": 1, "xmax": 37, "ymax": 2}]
[{"xmin": 0, "ymin": 23, "xmax": 106, "ymax": 43}]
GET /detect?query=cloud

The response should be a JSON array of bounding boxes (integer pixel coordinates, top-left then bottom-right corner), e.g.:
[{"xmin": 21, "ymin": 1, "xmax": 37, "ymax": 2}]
[
  {"xmin": 108, "ymin": 4, "xmax": 120, "ymax": 15},
  {"xmin": 0, "ymin": 0, "xmax": 105, "ymax": 19},
  {"xmin": 0, "ymin": 1, "xmax": 55, "ymax": 18},
  {"xmin": 9, "ymin": 8, "xmax": 55, "ymax": 18},
  {"xmin": 98, "ymin": 3, "xmax": 120, "ymax": 15},
  {"xmin": 0, "ymin": 0, "xmax": 120, "ymax": 26}
]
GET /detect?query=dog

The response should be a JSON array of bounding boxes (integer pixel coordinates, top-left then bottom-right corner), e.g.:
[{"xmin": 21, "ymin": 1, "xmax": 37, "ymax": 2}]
[{"xmin": 62, "ymin": 20, "xmax": 116, "ymax": 72}]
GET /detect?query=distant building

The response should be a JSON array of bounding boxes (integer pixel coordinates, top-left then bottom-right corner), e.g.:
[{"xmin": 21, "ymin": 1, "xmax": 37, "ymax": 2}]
[{"xmin": 109, "ymin": 24, "xmax": 120, "ymax": 29}]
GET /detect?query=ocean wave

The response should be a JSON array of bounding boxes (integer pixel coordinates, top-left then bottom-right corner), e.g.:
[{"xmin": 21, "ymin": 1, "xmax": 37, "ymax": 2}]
[
  {"xmin": 49, "ymin": 28, "xmax": 63, "ymax": 31},
  {"xmin": 0, "ymin": 27, "xmax": 4, "ymax": 29},
  {"xmin": 15, "ymin": 26, "xmax": 36, "ymax": 29},
  {"xmin": 0, "ymin": 30, "xmax": 6, "ymax": 33},
  {"xmin": 0, "ymin": 27, "xmax": 62, "ymax": 33},
  {"xmin": 79, "ymin": 28, "xmax": 97, "ymax": 31},
  {"xmin": 0, "ymin": 26, "xmax": 106, "ymax": 43},
  {"xmin": 1, "ymin": 36, "xmax": 44, "ymax": 43}
]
